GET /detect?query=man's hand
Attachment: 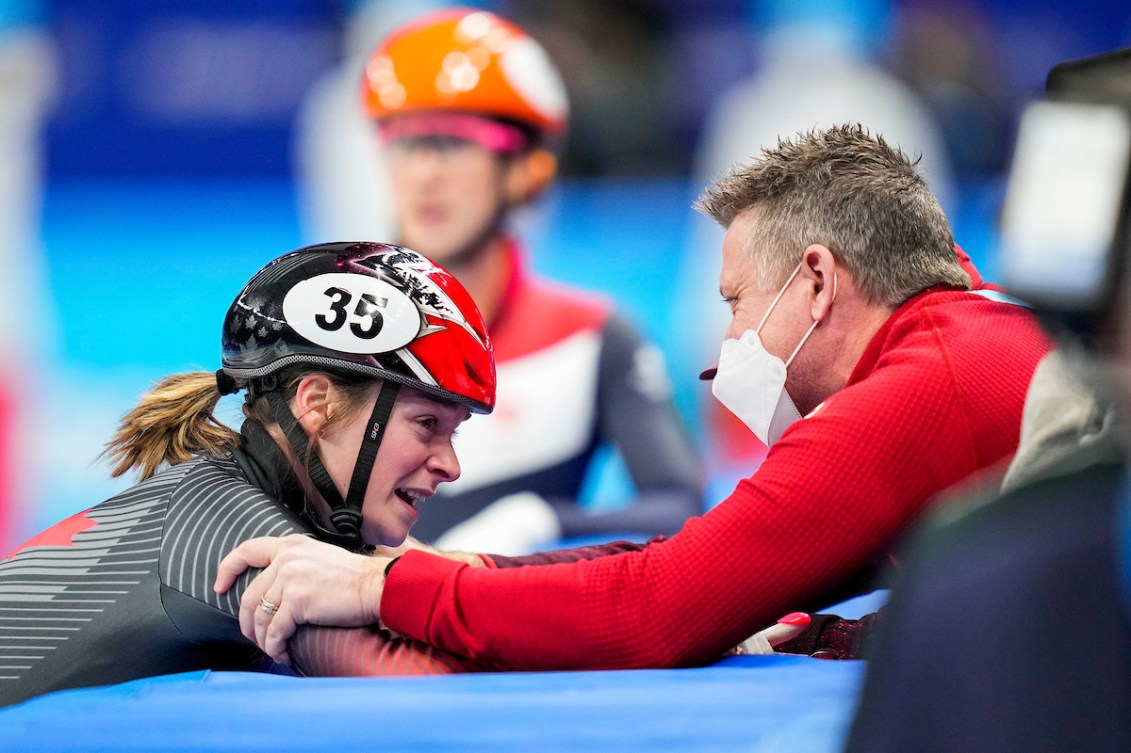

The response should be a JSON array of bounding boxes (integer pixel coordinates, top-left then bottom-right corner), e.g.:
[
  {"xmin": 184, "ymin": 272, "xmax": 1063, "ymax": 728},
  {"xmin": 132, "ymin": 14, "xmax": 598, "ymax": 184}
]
[{"xmin": 214, "ymin": 535, "xmax": 390, "ymax": 665}]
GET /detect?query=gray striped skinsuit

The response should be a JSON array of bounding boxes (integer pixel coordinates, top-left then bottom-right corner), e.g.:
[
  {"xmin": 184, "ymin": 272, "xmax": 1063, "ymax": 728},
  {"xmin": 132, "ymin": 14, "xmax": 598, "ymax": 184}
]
[{"xmin": 0, "ymin": 455, "xmax": 308, "ymax": 706}]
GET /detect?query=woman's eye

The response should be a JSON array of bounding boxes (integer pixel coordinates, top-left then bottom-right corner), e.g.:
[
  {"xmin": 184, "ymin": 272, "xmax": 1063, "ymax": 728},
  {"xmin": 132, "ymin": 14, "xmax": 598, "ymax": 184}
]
[{"xmin": 417, "ymin": 417, "xmax": 437, "ymax": 432}]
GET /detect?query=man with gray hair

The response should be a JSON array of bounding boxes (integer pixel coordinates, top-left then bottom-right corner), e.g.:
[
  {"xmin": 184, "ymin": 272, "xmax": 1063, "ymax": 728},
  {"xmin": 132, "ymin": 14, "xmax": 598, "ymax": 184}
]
[{"xmin": 215, "ymin": 124, "xmax": 1053, "ymax": 673}]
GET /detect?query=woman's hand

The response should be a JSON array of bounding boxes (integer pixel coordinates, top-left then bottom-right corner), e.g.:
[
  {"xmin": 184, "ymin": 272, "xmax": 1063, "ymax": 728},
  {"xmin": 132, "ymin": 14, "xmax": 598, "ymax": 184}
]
[
  {"xmin": 736, "ymin": 612, "xmax": 812, "ymax": 655},
  {"xmin": 214, "ymin": 535, "xmax": 389, "ymax": 664}
]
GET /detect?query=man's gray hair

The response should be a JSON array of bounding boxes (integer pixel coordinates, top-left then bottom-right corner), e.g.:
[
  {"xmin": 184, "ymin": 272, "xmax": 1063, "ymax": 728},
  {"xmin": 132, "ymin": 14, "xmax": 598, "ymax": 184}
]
[{"xmin": 694, "ymin": 123, "xmax": 969, "ymax": 308}]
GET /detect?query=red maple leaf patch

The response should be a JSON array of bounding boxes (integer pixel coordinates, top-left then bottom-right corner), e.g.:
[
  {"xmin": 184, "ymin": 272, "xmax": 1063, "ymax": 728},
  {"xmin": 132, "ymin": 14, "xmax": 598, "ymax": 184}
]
[{"xmin": 5, "ymin": 511, "xmax": 98, "ymax": 560}]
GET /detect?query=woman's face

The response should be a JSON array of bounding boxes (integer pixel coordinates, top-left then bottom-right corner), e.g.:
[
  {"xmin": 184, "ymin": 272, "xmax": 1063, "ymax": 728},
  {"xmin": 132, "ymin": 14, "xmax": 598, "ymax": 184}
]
[{"xmin": 319, "ymin": 384, "xmax": 470, "ymax": 547}]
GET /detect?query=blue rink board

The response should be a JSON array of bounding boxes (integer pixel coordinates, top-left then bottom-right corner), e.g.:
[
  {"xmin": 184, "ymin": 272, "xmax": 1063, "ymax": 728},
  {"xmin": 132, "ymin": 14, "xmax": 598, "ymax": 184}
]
[{"xmin": 0, "ymin": 655, "xmax": 865, "ymax": 753}]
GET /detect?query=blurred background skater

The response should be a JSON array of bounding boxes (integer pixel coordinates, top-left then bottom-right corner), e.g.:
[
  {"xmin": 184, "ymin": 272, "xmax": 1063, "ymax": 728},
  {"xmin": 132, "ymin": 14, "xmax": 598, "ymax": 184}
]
[
  {"xmin": 676, "ymin": 0, "xmax": 956, "ymax": 495},
  {"xmin": 353, "ymin": 6, "xmax": 703, "ymax": 554},
  {"xmin": 0, "ymin": 0, "xmax": 57, "ymax": 553}
]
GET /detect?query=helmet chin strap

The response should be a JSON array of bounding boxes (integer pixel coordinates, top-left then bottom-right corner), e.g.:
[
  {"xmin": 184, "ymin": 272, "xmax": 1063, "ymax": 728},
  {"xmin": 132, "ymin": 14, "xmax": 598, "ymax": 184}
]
[
  {"xmin": 265, "ymin": 381, "xmax": 400, "ymax": 548},
  {"xmin": 338, "ymin": 380, "xmax": 400, "ymax": 537}
]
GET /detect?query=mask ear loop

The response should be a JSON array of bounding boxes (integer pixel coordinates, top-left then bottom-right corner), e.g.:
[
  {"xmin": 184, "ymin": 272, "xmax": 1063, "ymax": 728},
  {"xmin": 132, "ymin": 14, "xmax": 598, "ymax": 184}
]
[
  {"xmin": 755, "ymin": 263, "xmax": 805, "ymax": 335},
  {"xmin": 785, "ymin": 272, "xmax": 837, "ymax": 368}
]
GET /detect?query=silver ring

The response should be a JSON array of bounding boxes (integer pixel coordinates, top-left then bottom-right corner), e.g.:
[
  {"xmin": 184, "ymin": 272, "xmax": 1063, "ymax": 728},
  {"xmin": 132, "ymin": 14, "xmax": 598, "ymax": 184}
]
[{"xmin": 258, "ymin": 596, "xmax": 279, "ymax": 616}]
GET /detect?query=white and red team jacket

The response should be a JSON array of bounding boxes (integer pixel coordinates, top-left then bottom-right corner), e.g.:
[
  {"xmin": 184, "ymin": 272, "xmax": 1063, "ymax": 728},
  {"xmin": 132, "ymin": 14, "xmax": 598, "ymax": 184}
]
[{"xmin": 410, "ymin": 239, "xmax": 703, "ymax": 543}]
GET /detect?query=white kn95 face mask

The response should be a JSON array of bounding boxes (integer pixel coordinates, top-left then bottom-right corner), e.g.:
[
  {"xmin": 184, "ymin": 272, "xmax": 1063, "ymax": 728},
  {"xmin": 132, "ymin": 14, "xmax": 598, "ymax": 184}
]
[{"xmin": 711, "ymin": 263, "xmax": 836, "ymax": 447}]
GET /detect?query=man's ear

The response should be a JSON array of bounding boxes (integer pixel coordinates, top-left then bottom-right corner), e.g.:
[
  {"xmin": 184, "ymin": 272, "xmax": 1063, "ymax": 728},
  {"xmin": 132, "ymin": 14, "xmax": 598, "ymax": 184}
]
[
  {"xmin": 505, "ymin": 149, "xmax": 558, "ymax": 205},
  {"xmin": 800, "ymin": 244, "xmax": 838, "ymax": 321},
  {"xmin": 293, "ymin": 373, "xmax": 333, "ymax": 437}
]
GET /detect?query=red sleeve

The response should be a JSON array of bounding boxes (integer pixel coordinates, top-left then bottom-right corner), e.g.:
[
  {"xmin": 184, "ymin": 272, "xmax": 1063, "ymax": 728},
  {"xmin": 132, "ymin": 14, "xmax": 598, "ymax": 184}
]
[{"xmin": 382, "ymin": 300, "xmax": 1048, "ymax": 670}]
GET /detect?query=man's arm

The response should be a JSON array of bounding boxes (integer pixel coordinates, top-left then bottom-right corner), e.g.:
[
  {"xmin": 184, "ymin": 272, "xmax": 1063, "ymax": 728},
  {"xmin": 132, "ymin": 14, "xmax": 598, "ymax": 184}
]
[
  {"xmin": 377, "ymin": 356, "xmax": 1026, "ymax": 671},
  {"xmin": 215, "ymin": 534, "xmax": 812, "ymax": 668}
]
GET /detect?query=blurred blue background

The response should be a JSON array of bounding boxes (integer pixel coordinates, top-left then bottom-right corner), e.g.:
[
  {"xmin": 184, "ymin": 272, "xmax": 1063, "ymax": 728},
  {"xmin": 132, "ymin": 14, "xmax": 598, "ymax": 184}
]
[{"xmin": 3, "ymin": 0, "xmax": 1129, "ymax": 549}]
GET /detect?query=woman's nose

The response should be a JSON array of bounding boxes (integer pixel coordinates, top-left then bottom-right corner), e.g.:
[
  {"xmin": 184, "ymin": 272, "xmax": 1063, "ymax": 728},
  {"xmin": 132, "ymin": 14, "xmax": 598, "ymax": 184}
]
[{"xmin": 430, "ymin": 442, "xmax": 460, "ymax": 482}]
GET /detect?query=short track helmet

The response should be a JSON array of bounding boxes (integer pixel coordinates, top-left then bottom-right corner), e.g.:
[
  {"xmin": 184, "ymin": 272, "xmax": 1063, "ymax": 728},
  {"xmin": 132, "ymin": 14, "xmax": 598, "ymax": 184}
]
[
  {"xmin": 220, "ymin": 241, "xmax": 494, "ymax": 548},
  {"xmin": 361, "ymin": 7, "xmax": 569, "ymax": 142},
  {"xmin": 222, "ymin": 241, "xmax": 494, "ymax": 414}
]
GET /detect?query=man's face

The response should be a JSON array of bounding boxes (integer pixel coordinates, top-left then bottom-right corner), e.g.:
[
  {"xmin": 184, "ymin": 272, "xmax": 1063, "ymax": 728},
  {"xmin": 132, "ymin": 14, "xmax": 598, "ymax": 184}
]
[
  {"xmin": 718, "ymin": 209, "xmax": 811, "ymax": 362},
  {"xmin": 385, "ymin": 134, "xmax": 509, "ymax": 265}
]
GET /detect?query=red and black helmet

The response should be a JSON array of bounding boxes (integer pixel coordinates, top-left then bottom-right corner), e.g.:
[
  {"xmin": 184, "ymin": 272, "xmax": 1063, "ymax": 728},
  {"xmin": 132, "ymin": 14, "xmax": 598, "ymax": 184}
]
[
  {"xmin": 221, "ymin": 242, "xmax": 494, "ymax": 548},
  {"xmin": 221, "ymin": 241, "xmax": 495, "ymax": 413}
]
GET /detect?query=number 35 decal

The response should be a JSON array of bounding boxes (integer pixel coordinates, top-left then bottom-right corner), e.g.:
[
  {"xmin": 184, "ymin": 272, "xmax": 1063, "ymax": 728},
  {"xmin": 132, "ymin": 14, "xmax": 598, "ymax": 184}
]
[
  {"xmin": 283, "ymin": 273, "xmax": 421, "ymax": 354},
  {"xmin": 315, "ymin": 286, "xmax": 384, "ymax": 339}
]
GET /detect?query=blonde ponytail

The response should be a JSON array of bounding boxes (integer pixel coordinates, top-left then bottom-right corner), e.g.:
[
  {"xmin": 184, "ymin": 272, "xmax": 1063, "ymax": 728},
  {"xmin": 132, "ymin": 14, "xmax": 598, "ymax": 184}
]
[{"xmin": 103, "ymin": 372, "xmax": 241, "ymax": 480}]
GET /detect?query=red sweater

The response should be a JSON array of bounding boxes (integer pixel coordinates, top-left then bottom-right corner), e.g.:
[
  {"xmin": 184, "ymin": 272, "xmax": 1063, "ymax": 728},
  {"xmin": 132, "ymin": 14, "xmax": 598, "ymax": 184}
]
[{"xmin": 382, "ymin": 288, "xmax": 1052, "ymax": 670}]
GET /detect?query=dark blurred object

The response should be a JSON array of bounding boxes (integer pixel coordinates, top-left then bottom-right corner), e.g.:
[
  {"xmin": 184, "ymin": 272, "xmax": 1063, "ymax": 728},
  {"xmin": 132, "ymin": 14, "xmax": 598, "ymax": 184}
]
[
  {"xmin": 844, "ymin": 46, "xmax": 1131, "ymax": 753},
  {"xmin": 1047, "ymin": 47, "xmax": 1131, "ymax": 103},
  {"xmin": 997, "ymin": 47, "xmax": 1131, "ymax": 343},
  {"xmin": 844, "ymin": 433, "xmax": 1131, "ymax": 753}
]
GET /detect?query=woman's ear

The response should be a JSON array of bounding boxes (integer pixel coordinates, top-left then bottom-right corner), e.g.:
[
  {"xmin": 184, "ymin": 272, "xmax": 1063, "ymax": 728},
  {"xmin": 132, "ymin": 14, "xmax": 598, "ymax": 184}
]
[
  {"xmin": 505, "ymin": 148, "xmax": 558, "ymax": 205},
  {"xmin": 293, "ymin": 373, "xmax": 333, "ymax": 437}
]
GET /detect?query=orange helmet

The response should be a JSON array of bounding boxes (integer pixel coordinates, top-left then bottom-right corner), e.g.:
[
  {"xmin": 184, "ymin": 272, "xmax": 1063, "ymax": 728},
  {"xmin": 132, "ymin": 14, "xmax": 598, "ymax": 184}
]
[{"xmin": 361, "ymin": 7, "xmax": 569, "ymax": 143}]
